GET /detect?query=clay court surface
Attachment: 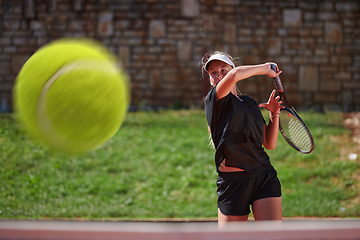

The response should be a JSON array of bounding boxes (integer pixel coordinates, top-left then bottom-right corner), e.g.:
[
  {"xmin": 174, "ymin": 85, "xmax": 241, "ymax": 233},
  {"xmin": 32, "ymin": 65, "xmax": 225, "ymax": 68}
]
[{"xmin": 1, "ymin": 218, "xmax": 360, "ymax": 240}]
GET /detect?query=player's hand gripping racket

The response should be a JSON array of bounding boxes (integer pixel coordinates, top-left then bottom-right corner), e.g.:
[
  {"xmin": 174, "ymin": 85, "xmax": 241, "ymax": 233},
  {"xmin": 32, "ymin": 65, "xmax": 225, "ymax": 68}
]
[{"xmin": 270, "ymin": 64, "xmax": 314, "ymax": 154}]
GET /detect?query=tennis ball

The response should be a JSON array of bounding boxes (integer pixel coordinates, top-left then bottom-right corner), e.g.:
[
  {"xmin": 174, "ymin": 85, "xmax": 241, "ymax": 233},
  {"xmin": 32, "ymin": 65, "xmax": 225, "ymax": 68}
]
[{"xmin": 13, "ymin": 38, "xmax": 130, "ymax": 153}]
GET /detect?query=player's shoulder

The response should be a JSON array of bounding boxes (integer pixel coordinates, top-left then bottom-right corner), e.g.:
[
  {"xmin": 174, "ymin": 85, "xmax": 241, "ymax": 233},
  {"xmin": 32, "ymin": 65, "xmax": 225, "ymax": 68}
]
[
  {"xmin": 239, "ymin": 94, "xmax": 261, "ymax": 107},
  {"xmin": 239, "ymin": 94, "xmax": 255, "ymax": 102}
]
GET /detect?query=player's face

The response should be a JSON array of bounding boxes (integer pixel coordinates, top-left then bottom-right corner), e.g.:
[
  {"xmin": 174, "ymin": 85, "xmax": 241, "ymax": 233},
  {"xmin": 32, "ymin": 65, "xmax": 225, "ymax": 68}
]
[{"xmin": 207, "ymin": 60, "xmax": 233, "ymax": 86}]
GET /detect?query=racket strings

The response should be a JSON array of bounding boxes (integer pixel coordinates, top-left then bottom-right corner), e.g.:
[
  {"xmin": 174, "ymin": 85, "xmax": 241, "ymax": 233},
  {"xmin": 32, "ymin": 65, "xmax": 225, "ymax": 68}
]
[
  {"xmin": 288, "ymin": 118, "xmax": 312, "ymax": 151},
  {"xmin": 281, "ymin": 116, "xmax": 312, "ymax": 152}
]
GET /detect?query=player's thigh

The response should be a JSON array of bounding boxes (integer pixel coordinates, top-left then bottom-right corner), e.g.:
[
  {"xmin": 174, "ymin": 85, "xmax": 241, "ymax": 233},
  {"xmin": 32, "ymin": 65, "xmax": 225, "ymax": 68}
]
[
  {"xmin": 252, "ymin": 197, "xmax": 282, "ymax": 221},
  {"xmin": 218, "ymin": 208, "xmax": 248, "ymax": 228}
]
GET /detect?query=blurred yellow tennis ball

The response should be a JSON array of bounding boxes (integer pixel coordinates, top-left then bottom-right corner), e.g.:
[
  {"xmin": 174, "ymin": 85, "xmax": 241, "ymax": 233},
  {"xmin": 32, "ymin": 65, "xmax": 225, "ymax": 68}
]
[{"xmin": 13, "ymin": 38, "xmax": 130, "ymax": 153}]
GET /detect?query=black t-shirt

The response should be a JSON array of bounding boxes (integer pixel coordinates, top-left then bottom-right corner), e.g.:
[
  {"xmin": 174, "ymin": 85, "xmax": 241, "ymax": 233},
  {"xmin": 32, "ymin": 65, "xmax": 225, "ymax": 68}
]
[{"xmin": 204, "ymin": 87, "xmax": 274, "ymax": 174}]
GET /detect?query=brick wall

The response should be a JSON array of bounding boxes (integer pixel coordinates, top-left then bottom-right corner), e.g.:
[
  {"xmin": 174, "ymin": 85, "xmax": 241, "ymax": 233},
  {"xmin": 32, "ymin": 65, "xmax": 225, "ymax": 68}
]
[{"xmin": 0, "ymin": 0, "xmax": 359, "ymax": 112}]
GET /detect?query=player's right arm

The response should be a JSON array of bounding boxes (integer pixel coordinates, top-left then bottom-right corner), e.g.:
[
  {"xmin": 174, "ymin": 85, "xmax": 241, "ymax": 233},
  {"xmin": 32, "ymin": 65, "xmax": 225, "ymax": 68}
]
[{"xmin": 216, "ymin": 64, "xmax": 281, "ymax": 100}]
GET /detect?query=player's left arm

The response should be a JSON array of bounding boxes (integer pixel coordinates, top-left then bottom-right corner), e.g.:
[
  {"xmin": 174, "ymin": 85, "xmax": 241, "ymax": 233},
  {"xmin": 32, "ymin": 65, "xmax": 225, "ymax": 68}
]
[{"xmin": 260, "ymin": 90, "xmax": 284, "ymax": 150}]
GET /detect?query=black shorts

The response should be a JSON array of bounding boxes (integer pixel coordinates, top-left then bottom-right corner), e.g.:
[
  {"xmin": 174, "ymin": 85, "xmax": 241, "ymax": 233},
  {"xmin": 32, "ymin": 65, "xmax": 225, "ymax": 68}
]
[{"xmin": 217, "ymin": 169, "xmax": 281, "ymax": 216}]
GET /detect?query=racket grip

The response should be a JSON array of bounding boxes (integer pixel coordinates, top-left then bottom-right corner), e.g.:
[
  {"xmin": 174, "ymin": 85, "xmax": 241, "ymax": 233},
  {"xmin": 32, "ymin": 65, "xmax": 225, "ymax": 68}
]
[{"xmin": 270, "ymin": 63, "xmax": 283, "ymax": 92}]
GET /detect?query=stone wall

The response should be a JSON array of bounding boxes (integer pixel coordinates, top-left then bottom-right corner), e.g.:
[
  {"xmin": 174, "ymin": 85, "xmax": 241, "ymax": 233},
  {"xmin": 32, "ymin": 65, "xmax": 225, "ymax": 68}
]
[{"xmin": 0, "ymin": 0, "xmax": 359, "ymax": 112}]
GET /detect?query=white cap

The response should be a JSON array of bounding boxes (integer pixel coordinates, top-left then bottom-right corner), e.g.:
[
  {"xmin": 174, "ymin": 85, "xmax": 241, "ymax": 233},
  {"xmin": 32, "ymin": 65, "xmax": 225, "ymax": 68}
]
[{"xmin": 205, "ymin": 53, "xmax": 235, "ymax": 70}]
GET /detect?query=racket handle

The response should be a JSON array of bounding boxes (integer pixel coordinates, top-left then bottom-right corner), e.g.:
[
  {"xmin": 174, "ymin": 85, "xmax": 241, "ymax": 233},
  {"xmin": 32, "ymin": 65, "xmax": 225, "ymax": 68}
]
[{"xmin": 270, "ymin": 63, "xmax": 283, "ymax": 92}]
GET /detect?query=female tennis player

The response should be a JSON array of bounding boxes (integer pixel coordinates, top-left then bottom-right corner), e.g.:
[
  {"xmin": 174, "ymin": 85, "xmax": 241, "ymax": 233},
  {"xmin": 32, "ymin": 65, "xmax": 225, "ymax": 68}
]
[{"xmin": 202, "ymin": 51, "xmax": 284, "ymax": 227}]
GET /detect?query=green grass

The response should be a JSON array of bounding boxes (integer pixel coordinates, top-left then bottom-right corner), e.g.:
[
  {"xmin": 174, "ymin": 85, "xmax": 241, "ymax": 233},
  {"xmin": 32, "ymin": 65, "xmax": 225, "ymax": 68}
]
[{"xmin": 0, "ymin": 110, "xmax": 359, "ymax": 220}]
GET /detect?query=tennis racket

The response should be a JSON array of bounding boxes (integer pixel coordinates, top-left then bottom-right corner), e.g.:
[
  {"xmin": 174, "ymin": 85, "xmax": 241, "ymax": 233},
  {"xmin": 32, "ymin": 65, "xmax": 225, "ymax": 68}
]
[{"xmin": 270, "ymin": 64, "xmax": 314, "ymax": 154}]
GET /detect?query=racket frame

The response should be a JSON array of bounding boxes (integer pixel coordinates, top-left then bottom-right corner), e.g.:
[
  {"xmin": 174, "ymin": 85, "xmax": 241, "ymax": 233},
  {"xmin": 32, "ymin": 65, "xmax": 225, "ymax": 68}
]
[
  {"xmin": 270, "ymin": 64, "xmax": 315, "ymax": 154},
  {"xmin": 279, "ymin": 107, "xmax": 314, "ymax": 154}
]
